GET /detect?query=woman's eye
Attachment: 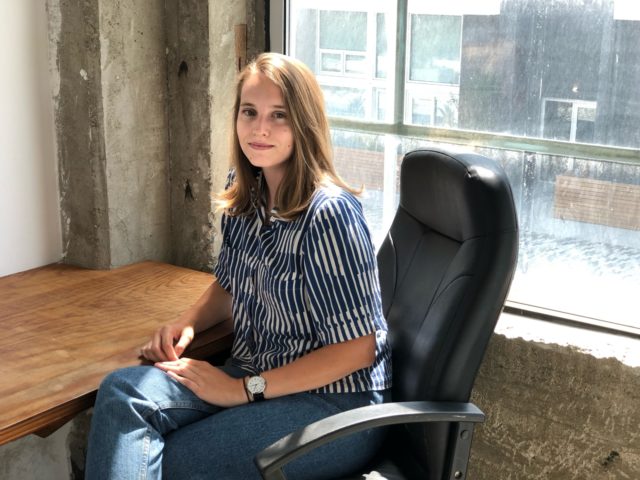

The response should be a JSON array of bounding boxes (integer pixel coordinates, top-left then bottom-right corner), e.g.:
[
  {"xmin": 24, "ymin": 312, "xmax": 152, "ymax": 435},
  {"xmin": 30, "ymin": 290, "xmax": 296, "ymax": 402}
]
[
  {"xmin": 273, "ymin": 111, "xmax": 287, "ymax": 120},
  {"xmin": 241, "ymin": 108, "xmax": 256, "ymax": 117}
]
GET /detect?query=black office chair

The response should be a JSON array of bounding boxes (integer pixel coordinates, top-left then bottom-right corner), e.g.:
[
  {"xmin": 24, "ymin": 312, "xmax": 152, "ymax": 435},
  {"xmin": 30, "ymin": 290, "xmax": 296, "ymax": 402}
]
[{"xmin": 255, "ymin": 147, "xmax": 519, "ymax": 480}]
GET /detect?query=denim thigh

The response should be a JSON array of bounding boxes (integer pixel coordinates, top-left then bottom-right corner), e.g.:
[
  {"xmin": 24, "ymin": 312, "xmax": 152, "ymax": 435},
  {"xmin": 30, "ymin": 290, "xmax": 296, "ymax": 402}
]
[{"xmin": 163, "ymin": 389, "xmax": 388, "ymax": 480}]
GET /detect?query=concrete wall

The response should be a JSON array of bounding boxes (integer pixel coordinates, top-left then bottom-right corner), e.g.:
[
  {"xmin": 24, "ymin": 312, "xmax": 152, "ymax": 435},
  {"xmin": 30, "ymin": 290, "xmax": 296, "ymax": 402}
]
[
  {"xmin": 99, "ymin": 0, "xmax": 172, "ymax": 268},
  {"xmin": 470, "ymin": 316, "xmax": 640, "ymax": 479},
  {"xmin": 476, "ymin": 337, "xmax": 638, "ymax": 477},
  {"xmin": 51, "ymin": 0, "xmax": 173, "ymax": 269},
  {"xmin": 165, "ymin": 0, "xmax": 248, "ymax": 271},
  {"xmin": 0, "ymin": 1, "xmax": 62, "ymax": 277},
  {"xmin": 50, "ymin": 0, "xmax": 250, "ymax": 271}
]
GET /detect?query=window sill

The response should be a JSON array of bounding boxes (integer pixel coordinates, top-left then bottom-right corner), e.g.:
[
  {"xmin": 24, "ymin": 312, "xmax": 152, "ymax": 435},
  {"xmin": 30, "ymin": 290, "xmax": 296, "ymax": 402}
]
[{"xmin": 496, "ymin": 309, "xmax": 640, "ymax": 368}]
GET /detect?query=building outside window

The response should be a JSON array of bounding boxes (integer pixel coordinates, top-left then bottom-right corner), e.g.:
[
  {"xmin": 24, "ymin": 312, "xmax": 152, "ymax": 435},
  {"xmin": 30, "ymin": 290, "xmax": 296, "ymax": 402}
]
[
  {"xmin": 287, "ymin": 0, "xmax": 640, "ymax": 334},
  {"xmin": 406, "ymin": 13, "xmax": 461, "ymax": 127}
]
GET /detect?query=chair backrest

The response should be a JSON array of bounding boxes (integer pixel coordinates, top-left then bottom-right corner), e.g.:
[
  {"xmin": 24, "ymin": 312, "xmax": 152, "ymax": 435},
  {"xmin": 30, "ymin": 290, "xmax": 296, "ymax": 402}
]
[{"xmin": 377, "ymin": 148, "xmax": 519, "ymax": 478}]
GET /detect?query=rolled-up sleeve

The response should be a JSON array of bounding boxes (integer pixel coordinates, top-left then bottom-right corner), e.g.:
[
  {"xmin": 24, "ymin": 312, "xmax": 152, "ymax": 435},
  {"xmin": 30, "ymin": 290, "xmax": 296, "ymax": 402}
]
[{"xmin": 301, "ymin": 194, "xmax": 384, "ymax": 346}]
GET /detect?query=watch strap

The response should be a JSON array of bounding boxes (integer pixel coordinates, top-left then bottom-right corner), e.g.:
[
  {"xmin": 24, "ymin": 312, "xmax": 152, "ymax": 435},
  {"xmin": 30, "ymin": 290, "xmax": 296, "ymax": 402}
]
[
  {"xmin": 242, "ymin": 376, "xmax": 252, "ymax": 403},
  {"xmin": 253, "ymin": 390, "xmax": 265, "ymax": 402}
]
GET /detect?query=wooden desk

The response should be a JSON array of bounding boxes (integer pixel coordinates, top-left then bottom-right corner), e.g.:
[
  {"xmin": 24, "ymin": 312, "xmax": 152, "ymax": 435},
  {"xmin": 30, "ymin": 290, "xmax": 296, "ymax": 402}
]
[{"xmin": 0, "ymin": 261, "xmax": 233, "ymax": 446}]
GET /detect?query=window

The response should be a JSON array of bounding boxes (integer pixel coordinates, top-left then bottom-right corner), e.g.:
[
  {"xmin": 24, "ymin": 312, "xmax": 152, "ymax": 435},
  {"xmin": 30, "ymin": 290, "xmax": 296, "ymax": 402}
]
[
  {"xmin": 318, "ymin": 10, "xmax": 367, "ymax": 75},
  {"xmin": 542, "ymin": 99, "xmax": 597, "ymax": 143},
  {"xmin": 284, "ymin": 0, "xmax": 640, "ymax": 334},
  {"xmin": 288, "ymin": 1, "xmax": 396, "ymax": 122}
]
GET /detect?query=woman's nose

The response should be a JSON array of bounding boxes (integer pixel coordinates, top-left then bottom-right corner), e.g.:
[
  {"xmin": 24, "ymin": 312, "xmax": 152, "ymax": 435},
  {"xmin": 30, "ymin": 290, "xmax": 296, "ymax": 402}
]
[{"xmin": 253, "ymin": 116, "xmax": 269, "ymax": 136}]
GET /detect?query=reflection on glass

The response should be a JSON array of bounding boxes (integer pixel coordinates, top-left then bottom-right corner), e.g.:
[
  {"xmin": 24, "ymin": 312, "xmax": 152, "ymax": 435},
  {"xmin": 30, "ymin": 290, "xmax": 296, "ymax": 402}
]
[
  {"xmin": 576, "ymin": 106, "xmax": 596, "ymax": 143},
  {"xmin": 543, "ymin": 101, "xmax": 572, "ymax": 141},
  {"xmin": 542, "ymin": 100, "xmax": 597, "ymax": 142},
  {"xmin": 376, "ymin": 13, "xmax": 388, "ymax": 79},
  {"xmin": 411, "ymin": 98, "xmax": 433, "ymax": 126},
  {"xmin": 322, "ymin": 86, "xmax": 366, "ymax": 118},
  {"xmin": 409, "ymin": 14, "xmax": 461, "ymax": 84},
  {"xmin": 345, "ymin": 54, "xmax": 367, "ymax": 75},
  {"xmin": 320, "ymin": 52, "xmax": 341, "ymax": 73},
  {"xmin": 406, "ymin": 84, "xmax": 460, "ymax": 127},
  {"xmin": 375, "ymin": 89, "xmax": 387, "ymax": 121},
  {"xmin": 289, "ymin": 1, "xmax": 396, "ymax": 123},
  {"xmin": 319, "ymin": 10, "xmax": 367, "ymax": 51}
]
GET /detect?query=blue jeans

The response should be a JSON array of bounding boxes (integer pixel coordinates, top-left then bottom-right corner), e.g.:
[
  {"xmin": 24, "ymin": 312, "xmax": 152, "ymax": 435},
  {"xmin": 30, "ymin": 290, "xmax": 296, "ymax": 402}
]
[{"xmin": 85, "ymin": 362, "xmax": 388, "ymax": 479}]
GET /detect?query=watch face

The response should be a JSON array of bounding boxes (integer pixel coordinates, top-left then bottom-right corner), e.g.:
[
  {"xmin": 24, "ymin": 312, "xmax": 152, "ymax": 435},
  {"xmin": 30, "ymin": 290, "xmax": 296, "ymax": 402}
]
[{"xmin": 247, "ymin": 376, "xmax": 266, "ymax": 394}]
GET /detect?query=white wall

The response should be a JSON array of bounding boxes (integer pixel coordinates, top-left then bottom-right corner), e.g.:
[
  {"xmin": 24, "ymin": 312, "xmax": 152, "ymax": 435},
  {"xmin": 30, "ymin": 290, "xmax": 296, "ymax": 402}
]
[{"xmin": 0, "ymin": 1, "xmax": 62, "ymax": 276}]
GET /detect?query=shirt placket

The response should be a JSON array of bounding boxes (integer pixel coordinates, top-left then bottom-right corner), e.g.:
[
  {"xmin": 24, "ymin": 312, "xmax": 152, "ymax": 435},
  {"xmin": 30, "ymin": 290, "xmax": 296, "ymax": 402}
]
[{"xmin": 248, "ymin": 205, "xmax": 277, "ymax": 370}]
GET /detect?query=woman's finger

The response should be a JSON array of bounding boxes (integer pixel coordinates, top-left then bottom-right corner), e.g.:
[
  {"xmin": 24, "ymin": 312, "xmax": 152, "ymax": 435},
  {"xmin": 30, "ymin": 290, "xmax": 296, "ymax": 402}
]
[
  {"xmin": 174, "ymin": 326, "xmax": 195, "ymax": 358},
  {"xmin": 158, "ymin": 326, "xmax": 178, "ymax": 361}
]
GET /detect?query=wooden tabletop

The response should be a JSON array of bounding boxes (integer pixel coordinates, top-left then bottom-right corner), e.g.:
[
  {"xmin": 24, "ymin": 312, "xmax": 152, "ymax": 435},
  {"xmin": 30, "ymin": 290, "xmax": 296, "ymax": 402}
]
[{"xmin": 0, "ymin": 261, "xmax": 233, "ymax": 446}]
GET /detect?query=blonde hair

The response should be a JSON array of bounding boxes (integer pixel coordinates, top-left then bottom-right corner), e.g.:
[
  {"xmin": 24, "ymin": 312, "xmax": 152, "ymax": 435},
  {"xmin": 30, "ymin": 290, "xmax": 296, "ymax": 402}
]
[{"xmin": 217, "ymin": 52, "xmax": 357, "ymax": 220}]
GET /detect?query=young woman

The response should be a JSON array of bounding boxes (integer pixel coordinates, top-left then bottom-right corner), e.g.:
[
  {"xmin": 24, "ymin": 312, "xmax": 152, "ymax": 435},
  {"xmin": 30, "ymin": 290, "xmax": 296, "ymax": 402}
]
[{"xmin": 85, "ymin": 52, "xmax": 392, "ymax": 480}]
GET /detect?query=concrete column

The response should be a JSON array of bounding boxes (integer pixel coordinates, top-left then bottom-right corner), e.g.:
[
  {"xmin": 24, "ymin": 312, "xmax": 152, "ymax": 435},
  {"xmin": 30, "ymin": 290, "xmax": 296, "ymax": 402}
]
[
  {"xmin": 247, "ymin": 0, "xmax": 267, "ymax": 61},
  {"xmin": 52, "ymin": 0, "xmax": 171, "ymax": 269},
  {"xmin": 99, "ymin": 0, "xmax": 172, "ymax": 268},
  {"xmin": 50, "ymin": 0, "xmax": 252, "ymax": 271},
  {"xmin": 53, "ymin": 0, "xmax": 111, "ymax": 269},
  {"xmin": 165, "ymin": 0, "xmax": 248, "ymax": 272}
]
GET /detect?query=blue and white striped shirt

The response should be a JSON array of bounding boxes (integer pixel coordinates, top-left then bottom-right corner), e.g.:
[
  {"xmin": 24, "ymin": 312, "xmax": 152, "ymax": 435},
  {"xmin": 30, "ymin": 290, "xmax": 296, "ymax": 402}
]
[{"xmin": 214, "ymin": 172, "xmax": 392, "ymax": 393}]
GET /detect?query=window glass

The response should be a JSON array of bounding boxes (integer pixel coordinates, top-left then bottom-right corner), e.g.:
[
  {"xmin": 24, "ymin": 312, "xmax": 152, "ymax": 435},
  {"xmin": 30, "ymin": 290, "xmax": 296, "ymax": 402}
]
[
  {"xmin": 288, "ymin": 0, "xmax": 640, "ymax": 332},
  {"xmin": 543, "ymin": 100, "xmax": 573, "ymax": 141},
  {"xmin": 455, "ymin": 2, "xmax": 640, "ymax": 149},
  {"xmin": 330, "ymin": 129, "xmax": 401, "ymax": 247},
  {"xmin": 576, "ymin": 106, "xmax": 596, "ymax": 143},
  {"xmin": 289, "ymin": 1, "xmax": 396, "ymax": 122},
  {"xmin": 320, "ymin": 52, "xmax": 341, "ymax": 73},
  {"xmin": 406, "ymin": 84, "xmax": 459, "ymax": 127},
  {"xmin": 319, "ymin": 11, "xmax": 367, "ymax": 51},
  {"xmin": 409, "ymin": 15, "xmax": 461, "ymax": 84},
  {"xmin": 396, "ymin": 137, "xmax": 640, "ymax": 329},
  {"xmin": 376, "ymin": 13, "xmax": 388, "ymax": 78},
  {"xmin": 322, "ymin": 86, "xmax": 366, "ymax": 118}
]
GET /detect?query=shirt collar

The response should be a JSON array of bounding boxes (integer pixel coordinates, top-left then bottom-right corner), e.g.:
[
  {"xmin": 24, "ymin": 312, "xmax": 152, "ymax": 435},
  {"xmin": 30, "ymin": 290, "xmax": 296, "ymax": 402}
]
[{"xmin": 252, "ymin": 170, "xmax": 285, "ymax": 223}]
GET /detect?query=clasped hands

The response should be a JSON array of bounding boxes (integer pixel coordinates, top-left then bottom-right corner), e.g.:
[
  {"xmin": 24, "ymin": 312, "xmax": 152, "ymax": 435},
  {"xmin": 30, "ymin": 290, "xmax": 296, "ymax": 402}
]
[{"xmin": 140, "ymin": 322, "xmax": 246, "ymax": 407}]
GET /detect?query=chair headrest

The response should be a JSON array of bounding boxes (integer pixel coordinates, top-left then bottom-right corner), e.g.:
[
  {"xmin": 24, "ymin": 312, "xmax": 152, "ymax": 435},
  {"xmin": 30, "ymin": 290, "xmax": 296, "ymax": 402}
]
[{"xmin": 400, "ymin": 148, "xmax": 518, "ymax": 241}]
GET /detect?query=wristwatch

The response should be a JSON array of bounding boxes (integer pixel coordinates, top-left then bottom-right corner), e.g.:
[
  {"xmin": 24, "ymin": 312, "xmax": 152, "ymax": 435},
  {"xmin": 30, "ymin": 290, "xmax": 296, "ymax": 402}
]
[{"xmin": 244, "ymin": 375, "xmax": 267, "ymax": 402}]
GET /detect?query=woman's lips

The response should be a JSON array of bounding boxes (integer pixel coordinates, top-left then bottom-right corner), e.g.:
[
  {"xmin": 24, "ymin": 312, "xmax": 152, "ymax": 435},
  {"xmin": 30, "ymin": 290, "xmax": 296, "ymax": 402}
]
[{"xmin": 249, "ymin": 142, "xmax": 273, "ymax": 150}]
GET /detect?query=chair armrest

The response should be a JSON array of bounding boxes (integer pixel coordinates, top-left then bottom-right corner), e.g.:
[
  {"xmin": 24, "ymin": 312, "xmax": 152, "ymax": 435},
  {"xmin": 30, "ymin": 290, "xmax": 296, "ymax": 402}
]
[{"xmin": 254, "ymin": 401, "xmax": 485, "ymax": 480}]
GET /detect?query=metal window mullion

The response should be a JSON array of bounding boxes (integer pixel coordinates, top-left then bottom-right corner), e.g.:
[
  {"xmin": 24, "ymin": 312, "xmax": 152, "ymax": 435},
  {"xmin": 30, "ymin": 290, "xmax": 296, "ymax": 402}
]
[
  {"xmin": 383, "ymin": 136, "xmax": 400, "ymax": 230},
  {"xmin": 393, "ymin": 0, "xmax": 408, "ymax": 126},
  {"xmin": 381, "ymin": 0, "xmax": 408, "ymax": 238}
]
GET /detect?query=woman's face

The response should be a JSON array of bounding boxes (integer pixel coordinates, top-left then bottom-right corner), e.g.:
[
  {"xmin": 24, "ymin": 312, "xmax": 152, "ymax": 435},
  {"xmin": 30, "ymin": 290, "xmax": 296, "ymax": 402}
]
[{"xmin": 236, "ymin": 72, "xmax": 294, "ymax": 182}]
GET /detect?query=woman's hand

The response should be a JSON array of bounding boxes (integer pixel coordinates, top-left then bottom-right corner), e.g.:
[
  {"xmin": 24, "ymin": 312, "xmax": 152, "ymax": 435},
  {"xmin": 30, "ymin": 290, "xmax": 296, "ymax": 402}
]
[
  {"xmin": 155, "ymin": 358, "xmax": 247, "ymax": 407},
  {"xmin": 140, "ymin": 279, "xmax": 233, "ymax": 362},
  {"xmin": 140, "ymin": 322, "xmax": 195, "ymax": 362}
]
